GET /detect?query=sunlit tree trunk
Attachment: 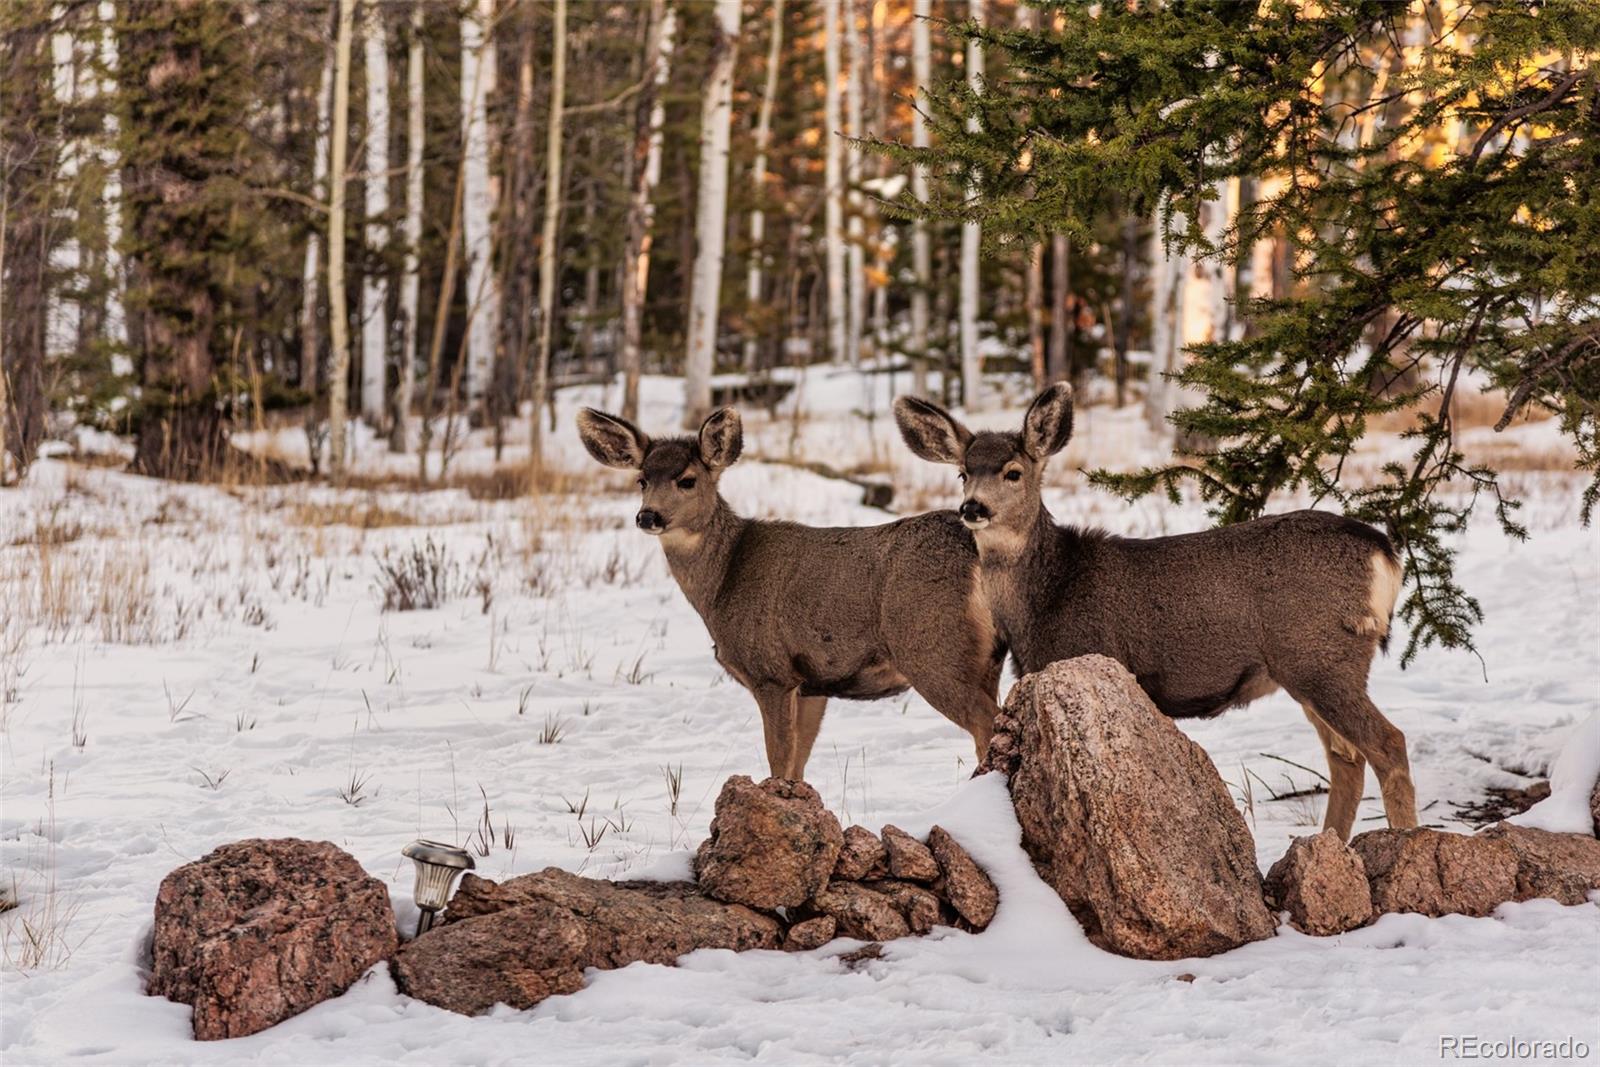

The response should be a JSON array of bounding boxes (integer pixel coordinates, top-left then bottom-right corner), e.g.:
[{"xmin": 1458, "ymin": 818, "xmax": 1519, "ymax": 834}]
[
  {"xmin": 743, "ymin": 0, "xmax": 783, "ymax": 372},
  {"xmin": 909, "ymin": 0, "xmax": 931, "ymax": 397},
  {"xmin": 867, "ymin": 0, "xmax": 889, "ymax": 349},
  {"xmin": 1027, "ymin": 242, "xmax": 1045, "ymax": 387},
  {"xmin": 682, "ymin": 0, "xmax": 741, "ymax": 427},
  {"xmin": 48, "ymin": 6, "xmax": 81, "ymax": 366},
  {"xmin": 326, "ymin": 0, "xmax": 355, "ymax": 475},
  {"xmin": 390, "ymin": 0, "xmax": 422, "ymax": 453},
  {"xmin": 460, "ymin": 0, "xmax": 499, "ymax": 408},
  {"xmin": 822, "ymin": 0, "xmax": 846, "ymax": 365},
  {"xmin": 302, "ymin": 37, "xmax": 333, "ymax": 396},
  {"xmin": 620, "ymin": 1, "xmax": 674, "ymax": 422},
  {"xmin": 529, "ymin": 0, "xmax": 566, "ymax": 464},
  {"xmin": 360, "ymin": 0, "xmax": 389, "ymax": 426},
  {"xmin": 1049, "ymin": 232, "xmax": 1069, "ymax": 382},
  {"xmin": 844, "ymin": 0, "xmax": 865, "ymax": 367},
  {"xmin": 96, "ymin": 0, "xmax": 124, "ymax": 351},
  {"xmin": 958, "ymin": 0, "xmax": 984, "ymax": 408}
]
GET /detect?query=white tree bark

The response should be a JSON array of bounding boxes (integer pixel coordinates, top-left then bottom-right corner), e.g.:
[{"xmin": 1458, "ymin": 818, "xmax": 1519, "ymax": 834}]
[
  {"xmin": 529, "ymin": 0, "xmax": 566, "ymax": 463},
  {"xmin": 822, "ymin": 0, "xmax": 846, "ymax": 366},
  {"xmin": 359, "ymin": 1, "xmax": 389, "ymax": 425},
  {"xmin": 391, "ymin": 0, "xmax": 424, "ymax": 453},
  {"xmin": 959, "ymin": 0, "xmax": 984, "ymax": 409},
  {"xmin": 620, "ymin": 1, "xmax": 675, "ymax": 421},
  {"xmin": 743, "ymin": 0, "xmax": 784, "ymax": 371},
  {"xmin": 302, "ymin": 39, "xmax": 334, "ymax": 393},
  {"xmin": 96, "ymin": 0, "xmax": 124, "ymax": 350},
  {"xmin": 682, "ymin": 0, "xmax": 742, "ymax": 427},
  {"xmin": 327, "ymin": 0, "xmax": 356, "ymax": 473},
  {"xmin": 460, "ymin": 0, "xmax": 499, "ymax": 405},
  {"xmin": 48, "ymin": 8, "xmax": 80, "ymax": 362},
  {"xmin": 844, "ymin": 0, "xmax": 865, "ymax": 367},
  {"xmin": 910, "ymin": 0, "xmax": 931, "ymax": 397}
]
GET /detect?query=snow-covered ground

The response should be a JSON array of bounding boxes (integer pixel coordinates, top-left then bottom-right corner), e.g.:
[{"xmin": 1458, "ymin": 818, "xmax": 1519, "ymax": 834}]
[{"xmin": 2, "ymin": 372, "xmax": 1596, "ymax": 1064}]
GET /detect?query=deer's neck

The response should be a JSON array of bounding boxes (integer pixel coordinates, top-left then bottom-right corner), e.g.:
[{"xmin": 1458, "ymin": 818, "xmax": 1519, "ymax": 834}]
[
  {"xmin": 975, "ymin": 504, "xmax": 1057, "ymax": 574},
  {"xmin": 660, "ymin": 497, "xmax": 746, "ymax": 619}
]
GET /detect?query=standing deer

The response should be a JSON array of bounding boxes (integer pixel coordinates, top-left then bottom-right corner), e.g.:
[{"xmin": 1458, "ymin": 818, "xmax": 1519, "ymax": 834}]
[
  {"xmin": 578, "ymin": 406, "xmax": 1004, "ymax": 780},
  {"xmin": 894, "ymin": 384, "xmax": 1417, "ymax": 838}
]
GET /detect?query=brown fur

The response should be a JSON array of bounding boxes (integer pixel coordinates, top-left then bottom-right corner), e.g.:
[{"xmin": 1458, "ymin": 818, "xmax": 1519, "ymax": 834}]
[
  {"xmin": 578, "ymin": 406, "xmax": 1003, "ymax": 779},
  {"xmin": 894, "ymin": 386, "xmax": 1419, "ymax": 838}
]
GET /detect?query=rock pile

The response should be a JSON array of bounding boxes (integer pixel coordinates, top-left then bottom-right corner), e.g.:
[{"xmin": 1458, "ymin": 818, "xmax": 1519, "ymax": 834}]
[
  {"xmin": 148, "ymin": 838, "xmax": 397, "ymax": 1041},
  {"xmin": 393, "ymin": 776, "xmax": 998, "ymax": 1016}
]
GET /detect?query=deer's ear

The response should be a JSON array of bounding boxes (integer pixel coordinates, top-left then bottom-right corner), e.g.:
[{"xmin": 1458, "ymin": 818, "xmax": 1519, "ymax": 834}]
[
  {"xmin": 1022, "ymin": 384, "xmax": 1074, "ymax": 459},
  {"xmin": 577, "ymin": 408, "xmax": 649, "ymax": 470},
  {"xmin": 894, "ymin": 396, "xmax": 972, "ymax": 465},
  {"xmin": 698, "ymin": 408, "xmax": 743, "ymax": 471}
]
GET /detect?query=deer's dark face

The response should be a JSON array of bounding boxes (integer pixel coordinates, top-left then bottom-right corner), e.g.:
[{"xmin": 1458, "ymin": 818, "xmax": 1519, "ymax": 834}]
[
  {"xmin": 634, "ymin": 440, "xmax": 719, "ymax": 538},
  {"xmin": 895, "ymin": 385, "xmax": 1074, "ymax": 556},
  {"xmin": 577, "ymin": 407, "xmax": 743, "ymax": 545}
]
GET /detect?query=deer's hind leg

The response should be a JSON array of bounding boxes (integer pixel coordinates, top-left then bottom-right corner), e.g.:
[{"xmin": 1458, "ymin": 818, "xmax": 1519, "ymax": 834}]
[
  {"xmin": 1301, "ymin": 703, "xmax": 1368, "ymax": 840},
  {"xmin": 1290, "ymin": 678, "xmax": 1417, "ymax": 832}
]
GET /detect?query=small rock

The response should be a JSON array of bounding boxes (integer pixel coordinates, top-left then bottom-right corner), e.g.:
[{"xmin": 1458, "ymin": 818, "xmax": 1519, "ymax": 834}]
[
  {"xmin": 880, "ymin": 825, "xmax": 940, "ymax": 883},
  {"xmin": 148, "ymin": 838, "xmax": 397, "ymax": 1040},
  {"xmin": 393, "ymin": 868, "xmax": 782, "ymax": 1016},
  {"xmin": 1590, "ymin": 777, "xmax": 1600, "ymax": 839},
  {"xmin": 986, "ymin": 656, "xmax": 1275, "ymax": 960},
  {"xmin": 1263, "ymin": 830, "xmax": 1373, "ymax": 935},
  {"xmin": 869, "ymin": 879, "xmax": 946, "ymax": 934},
  {"xmin": 1351, "ymin": 828, "xmax": 1518, "ymax": 918},
  {"xmin": 837, "ymin": 942, "xmax": 884, "ymax": 968},
  {"xmin": 834, "ymin": 825, "xmax": 888, "ymax": 881},
  {"xmin": 811, "ymin": 882, "xmax": 910, "ymax": 941},
  {"xmin": 694, "ymin": 776, "xmax": 843, "ymax": 911},
  {"xmin": 1479, "ymin": 823, "xmax": 1600, "ymax": 905},
  {"xmin": 783, "ymin": 915, "xmax": 837, "ymax": 951},
  {"xmin": 926, "ymin": 826, "xmax": 999, "ymax": 929}
]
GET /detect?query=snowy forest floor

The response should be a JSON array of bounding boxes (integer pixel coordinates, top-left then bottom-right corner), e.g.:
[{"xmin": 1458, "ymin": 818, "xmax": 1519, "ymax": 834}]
[{"xmin": 2, "ymin": 369, "xmax": 1597, "ymax": 1064}]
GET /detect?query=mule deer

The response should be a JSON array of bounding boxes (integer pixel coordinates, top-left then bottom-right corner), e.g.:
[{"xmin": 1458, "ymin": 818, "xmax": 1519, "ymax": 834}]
[
  {"xmin": 578, "ymin": 406, "xmax": 1004, "ymax": 779},
  {"xmin": 895, "ymin": 385, "xmax": 1417, "ymax": 838}
]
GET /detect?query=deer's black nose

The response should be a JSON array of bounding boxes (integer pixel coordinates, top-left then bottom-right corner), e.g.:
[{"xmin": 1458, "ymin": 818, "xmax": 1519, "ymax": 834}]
[
  {"xmin": 636, "ymin": 509, "xmax": 665, "ymax": 532},
  {"xmin": 959, "ymin": 499, "xmax": 991, "ymax": 523}
]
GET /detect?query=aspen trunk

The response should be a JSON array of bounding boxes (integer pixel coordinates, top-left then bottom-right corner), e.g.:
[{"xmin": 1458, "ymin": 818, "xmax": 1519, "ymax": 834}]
[
  {"xmin": 1049, "ymin": 232, "xmax": 1069, "ymax": 382},
  {"xmin": 97, "ymin": 0, "xmax": 124, "ymax": 350},
  {"xmin": 360, "ymin": 0, "xmax": 389, "ymax": 425},
  {"xmin": 822, "ymin": 0, "xmax": 846, "ymax": 365},
  {"xmin": 958, "ymin": 0, "xmax": 984, "ymax": 409},
  {"xmin": 844, "ymin": 0, "xmax": 865, "ymax": 367},
  {"xmin": 620, "ymin": 0, "xmax": 674, "ymax": 422},
  {"xmin": 909, "ymin": 0, "xmax": 931, "ymax": 398},
  {"xmin": 460, "ymin": 0, "xmax": 499, "ymax": 407},
  {"xmin": 390, "ymin": 0, "xmax": 423, "ymax": 453},
  {"xmin": 326, "ymin": 0, "xmax": 355, "ymax": 475},
  {"xmin": 743, "ymin": 0, "xmax": 784, "ymax": 372},
  {"xmin": 47, "ymin": 13, "xmax": 80, "ymax": 366},
  {"xmin": 529, "ymin": 0, "xmax": 566, "ymax": 464},
  {"xmin": 681, "ymin": 0, "xmax": 741, "ymax": 428},
  {"xmin": 302, "ymin": 37, "xmax": 333, "ymax": 395},
  {"xmin": 1027, "ymin": 242, "xmax": 1046, "ymax": 388}
]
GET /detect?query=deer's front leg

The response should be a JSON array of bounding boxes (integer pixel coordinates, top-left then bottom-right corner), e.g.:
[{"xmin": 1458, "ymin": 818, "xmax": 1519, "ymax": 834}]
[{"xmin": 753, "ymin": 685, "xmax": 800, "ymax": 779}]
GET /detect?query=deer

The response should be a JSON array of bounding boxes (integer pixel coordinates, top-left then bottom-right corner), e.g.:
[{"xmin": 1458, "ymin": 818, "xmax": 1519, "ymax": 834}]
[
  {"xmin": 577, "ymin": 405, "xmax": 1005, "ymax": 781},
  {"xmin": 894, "ymin": 384, "xmax": 1417, "ymax": 839}
]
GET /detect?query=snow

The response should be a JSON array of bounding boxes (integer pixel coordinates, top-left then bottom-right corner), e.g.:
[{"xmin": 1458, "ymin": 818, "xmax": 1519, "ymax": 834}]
[
  {"xmin": 3, "ymin": 375, "xmax": 1597, "ymax": 1063},
  {"xmin": 1510, "ymin": 712, "xmax": 1600, "ymax": 834}
]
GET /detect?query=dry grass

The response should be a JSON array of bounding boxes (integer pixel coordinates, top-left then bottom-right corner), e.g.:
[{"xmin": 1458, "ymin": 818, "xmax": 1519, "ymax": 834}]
[
  {"xmin": 286, "ymin": 498, "xmax": 419, "ymax": 530},
  {"xmin": 3, "ymin": 536, "xmax": 159, "ymax": 644},
  {"xmin": 2, "ymin": 767, "xmax": 82, "ymax": 972}
]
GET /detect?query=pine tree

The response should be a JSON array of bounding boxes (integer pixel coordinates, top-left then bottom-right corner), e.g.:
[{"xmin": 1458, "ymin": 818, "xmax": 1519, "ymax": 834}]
[{"xmin": 908, "ymin": 1, "xmax": 1600, "ymax": 663}]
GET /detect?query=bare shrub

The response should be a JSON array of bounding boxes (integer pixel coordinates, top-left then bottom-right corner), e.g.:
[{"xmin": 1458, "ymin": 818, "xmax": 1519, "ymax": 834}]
[{"xmin": 374, "ymin": 537, "xmax": 459, "ymax": 612}]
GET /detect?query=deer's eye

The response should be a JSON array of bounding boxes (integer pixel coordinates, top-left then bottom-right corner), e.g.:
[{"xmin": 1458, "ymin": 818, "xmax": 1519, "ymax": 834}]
[
  {"xmin": 1005, "ymin": 469, "xmax": 1022, "ymax": 482},
  {"xmin": 636, "ymin": 477, "xmax": 647, "ymax": 491},
  {"xmin": 677, "ymin": 477, "xmax": 697, "ymax": 490},
  {"xmin": 957, "ymin": 472, "xmax": 968, "ymax": 483}
]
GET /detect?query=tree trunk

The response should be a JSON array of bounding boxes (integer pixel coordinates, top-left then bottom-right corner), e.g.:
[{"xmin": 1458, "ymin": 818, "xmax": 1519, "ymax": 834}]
[
  {"xmin": 529, "ymin": 0, "xmax": 566, "ymax": 464},
  {"xmin": 1115, "ymin": 213, "xmax": 1135, "ymax": 407},
  {"xmin": 460, "ymin": 0, "xmax": 499, "ymax": 408},
  {"xmin": 302, "ymin": 33, "xmax": 333, "ymax": 397},
  {"xmin": 743, "ymin": 0, "xmax": 784, "ymax": 372},
  {"xmin": 1, "ymin": 3, "xmax": 51, "ymax": 481},
  {"xmin": 1027, "ymin": 241, "xmax": 1046, "ymax": 388},
  {"xmin": 867, "ymin": 0, "xmax": 889, "ymax": 352},
  {"xmin": 822, "ymin": 0, "xmax": 846, "ymax": 365},
  {"xmin": 391, "ymin": 0, "xmax": 423, "ymax": 453},
  {"xmin": 620, "ymin": 0, "xmax": 674, "ymax": 422},
  {"xmin": 958, "ymin": 0, "xmax": 984, "ymax": 409},
  {"xmin": 844, "ymin": 0, "xmax": 865, "ymax": 367},
  {"xmin": 681, "ymin": 0, "xmax": 741, "ymax": 428},
  {"xmin": 325, "ymin": 0, "xmax": 355, "ymax": 475},
  {"xmin": 909, "ymin": 0, "xmax": 931, "ymax": 398},
  {"xmin": 360, "ymin": 0, "xmax": 389, "ymax": 426},
  {"xmin": 1049, "ymin": 232, "xmax": 1069, "ymax": 383},
  {"xmin": 47, "ymin": 17, "xmax": 81, "ymax": 369}
]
